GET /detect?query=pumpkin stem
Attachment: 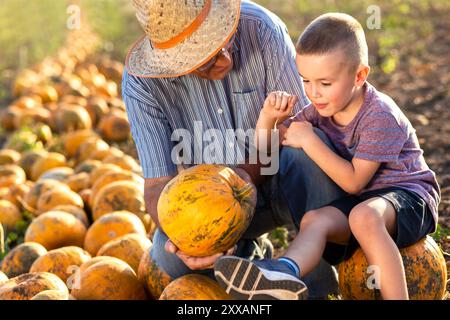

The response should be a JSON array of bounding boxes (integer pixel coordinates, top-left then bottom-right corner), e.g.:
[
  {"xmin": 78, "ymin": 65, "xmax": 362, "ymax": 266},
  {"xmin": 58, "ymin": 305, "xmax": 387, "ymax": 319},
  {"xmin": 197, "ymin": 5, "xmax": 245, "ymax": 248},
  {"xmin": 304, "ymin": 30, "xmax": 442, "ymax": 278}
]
[{"xmin": 233, "ymin": 183, "xmax": 254, "ymax": 202}]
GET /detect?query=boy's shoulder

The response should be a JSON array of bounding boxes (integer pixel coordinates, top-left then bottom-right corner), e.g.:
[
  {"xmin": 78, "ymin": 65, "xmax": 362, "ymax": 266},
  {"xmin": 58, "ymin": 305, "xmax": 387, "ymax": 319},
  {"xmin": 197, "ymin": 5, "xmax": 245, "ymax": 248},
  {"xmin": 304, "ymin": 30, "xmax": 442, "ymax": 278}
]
[{"xmin": 362, "ymin": 83, "xmax": 411, "ymax": 130}]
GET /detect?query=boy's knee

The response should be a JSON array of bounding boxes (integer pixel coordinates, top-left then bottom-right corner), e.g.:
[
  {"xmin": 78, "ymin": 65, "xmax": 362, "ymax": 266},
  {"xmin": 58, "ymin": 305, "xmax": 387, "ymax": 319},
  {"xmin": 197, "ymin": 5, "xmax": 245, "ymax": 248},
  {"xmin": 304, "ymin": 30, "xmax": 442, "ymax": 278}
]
[
  {"xmin": 348, "ymin": 205, "xmax": 383, "ymax": 234},
  {"xmin": 300, "ymin": 210, "xmax": 327, "ymax": 231}
]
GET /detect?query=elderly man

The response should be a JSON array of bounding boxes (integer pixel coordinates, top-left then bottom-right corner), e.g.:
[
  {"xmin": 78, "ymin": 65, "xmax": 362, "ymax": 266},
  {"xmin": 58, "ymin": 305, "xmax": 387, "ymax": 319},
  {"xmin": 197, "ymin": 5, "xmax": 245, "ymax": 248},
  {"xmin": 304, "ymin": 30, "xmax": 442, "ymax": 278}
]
[{"xmin": 123, "ymin": 0, "xmax": 343, "ymax": 299}]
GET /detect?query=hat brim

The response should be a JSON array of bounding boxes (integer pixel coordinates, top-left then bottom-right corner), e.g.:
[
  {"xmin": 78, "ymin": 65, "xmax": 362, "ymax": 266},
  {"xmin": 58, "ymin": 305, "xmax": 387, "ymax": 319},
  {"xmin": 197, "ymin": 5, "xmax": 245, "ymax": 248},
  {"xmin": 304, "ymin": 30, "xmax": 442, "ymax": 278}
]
[{"xmin": 126, "ymin": 0, "xmax": 241, "ymax": 78}]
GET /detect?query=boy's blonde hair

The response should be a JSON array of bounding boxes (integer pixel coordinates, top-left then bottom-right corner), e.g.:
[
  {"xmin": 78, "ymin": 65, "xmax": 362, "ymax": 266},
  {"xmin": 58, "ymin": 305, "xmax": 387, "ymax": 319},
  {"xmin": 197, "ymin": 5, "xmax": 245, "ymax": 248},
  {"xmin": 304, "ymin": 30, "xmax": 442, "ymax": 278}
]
[{"xmin": 296, "ymin": 13, "xmax": 369, "ymax": 72}]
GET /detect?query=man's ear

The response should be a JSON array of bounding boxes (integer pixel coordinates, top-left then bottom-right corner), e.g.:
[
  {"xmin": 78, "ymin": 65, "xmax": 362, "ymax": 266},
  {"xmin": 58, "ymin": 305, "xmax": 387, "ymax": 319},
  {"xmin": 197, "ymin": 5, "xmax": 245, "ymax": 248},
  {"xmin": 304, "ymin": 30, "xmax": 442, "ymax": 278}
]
[{"xmin": 355, "ymin": 65, "xmax": 370, "ymax": 87}]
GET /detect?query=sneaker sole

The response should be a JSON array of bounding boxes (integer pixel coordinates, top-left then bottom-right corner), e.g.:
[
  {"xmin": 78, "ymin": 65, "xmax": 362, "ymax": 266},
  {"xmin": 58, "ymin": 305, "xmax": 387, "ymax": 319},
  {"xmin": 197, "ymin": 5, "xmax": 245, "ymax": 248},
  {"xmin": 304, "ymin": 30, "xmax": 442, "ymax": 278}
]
[{"xmin": 214, "ymin": 257, "xmax": 308, "ymax": 300}]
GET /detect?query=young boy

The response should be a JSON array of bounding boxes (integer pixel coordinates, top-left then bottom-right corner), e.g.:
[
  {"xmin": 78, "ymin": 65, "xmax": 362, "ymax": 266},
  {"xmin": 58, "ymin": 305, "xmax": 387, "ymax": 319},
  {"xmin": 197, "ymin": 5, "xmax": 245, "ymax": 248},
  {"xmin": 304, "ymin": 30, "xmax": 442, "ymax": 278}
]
[{"xmin": 214, "ymin": 13, "xmax": 440, "ymax": 300}]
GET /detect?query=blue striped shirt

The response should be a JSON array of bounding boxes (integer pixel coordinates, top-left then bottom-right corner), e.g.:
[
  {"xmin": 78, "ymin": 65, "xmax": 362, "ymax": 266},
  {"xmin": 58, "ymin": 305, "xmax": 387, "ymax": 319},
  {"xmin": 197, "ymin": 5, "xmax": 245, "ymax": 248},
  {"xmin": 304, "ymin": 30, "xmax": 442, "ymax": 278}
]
[{"xmin": 122, "ymin": 0, "xmax": 309, "ymax": 178}]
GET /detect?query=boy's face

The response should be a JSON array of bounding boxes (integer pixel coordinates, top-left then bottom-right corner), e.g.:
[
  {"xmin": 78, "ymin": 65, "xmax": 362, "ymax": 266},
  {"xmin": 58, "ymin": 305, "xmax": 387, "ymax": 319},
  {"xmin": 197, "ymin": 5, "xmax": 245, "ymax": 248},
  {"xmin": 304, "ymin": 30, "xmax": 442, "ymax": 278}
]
[{"xmin": 296, "ymin": 49, "xmax": 368, "ymax": 119}]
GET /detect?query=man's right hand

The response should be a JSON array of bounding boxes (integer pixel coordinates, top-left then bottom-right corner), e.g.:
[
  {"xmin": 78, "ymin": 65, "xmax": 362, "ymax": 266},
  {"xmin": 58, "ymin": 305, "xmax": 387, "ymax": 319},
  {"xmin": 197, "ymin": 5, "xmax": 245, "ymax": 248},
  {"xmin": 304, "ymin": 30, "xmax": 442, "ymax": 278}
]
[{"xmin": 165, "ymin": 239, "xmax": 236, "ymax": 270}]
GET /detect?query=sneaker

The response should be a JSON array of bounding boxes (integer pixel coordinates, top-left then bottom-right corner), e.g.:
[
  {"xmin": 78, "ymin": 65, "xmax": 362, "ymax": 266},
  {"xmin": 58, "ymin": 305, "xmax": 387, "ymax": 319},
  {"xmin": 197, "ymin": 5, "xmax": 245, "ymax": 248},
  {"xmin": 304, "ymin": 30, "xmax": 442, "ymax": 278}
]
[{"xmin": 214, "ymin": 256, "xmax": 308, "ymax": 300}]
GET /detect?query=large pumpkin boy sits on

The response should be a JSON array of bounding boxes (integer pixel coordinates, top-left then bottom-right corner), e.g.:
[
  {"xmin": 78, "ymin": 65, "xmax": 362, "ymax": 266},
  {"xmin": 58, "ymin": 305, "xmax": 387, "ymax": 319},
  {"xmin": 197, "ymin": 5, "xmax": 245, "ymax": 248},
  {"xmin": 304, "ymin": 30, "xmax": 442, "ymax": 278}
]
[{"xmin": 215, "ymin": 13, "xmax": 440, "ymax": 300}]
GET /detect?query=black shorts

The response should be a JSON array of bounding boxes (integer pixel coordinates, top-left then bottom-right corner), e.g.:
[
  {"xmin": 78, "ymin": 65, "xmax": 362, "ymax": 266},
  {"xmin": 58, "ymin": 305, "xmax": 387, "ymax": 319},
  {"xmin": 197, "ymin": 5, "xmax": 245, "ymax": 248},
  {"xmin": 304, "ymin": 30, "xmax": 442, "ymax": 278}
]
[{"xmin": 322, "ymin": 187, "xmax": 436, "ymax": 266}]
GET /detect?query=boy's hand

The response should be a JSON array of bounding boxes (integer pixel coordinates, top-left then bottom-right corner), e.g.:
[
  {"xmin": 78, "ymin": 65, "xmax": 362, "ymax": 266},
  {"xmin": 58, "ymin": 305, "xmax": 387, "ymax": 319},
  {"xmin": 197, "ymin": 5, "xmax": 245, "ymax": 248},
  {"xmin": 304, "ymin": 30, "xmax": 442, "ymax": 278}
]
[
  {"xmin": 262, "ymin": 91, "xmax": 298, "ymax": 122},
  {"xmin": 282, "ymin": 121, "xmax": 315, "ymax": 148},
  {"xmin": 165, "ymin": 240, "xmax": 236, "ymax": 270}
]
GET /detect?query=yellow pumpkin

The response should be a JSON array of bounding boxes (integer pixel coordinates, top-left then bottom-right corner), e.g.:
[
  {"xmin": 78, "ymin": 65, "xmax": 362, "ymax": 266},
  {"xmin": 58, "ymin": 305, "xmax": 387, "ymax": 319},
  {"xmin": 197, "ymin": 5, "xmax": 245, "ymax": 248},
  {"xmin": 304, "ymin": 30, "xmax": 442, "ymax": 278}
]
[
  {"xmin": 137, "ymin": 247, "xmax": 172, "ymax": 299},
  {"xmin": 96, "ymin": 233, "xmax": 152, "ymax": 273},
  {"xmin": 1, "ymin": 242, "xmax": 47, "ymax": 278},
  {"xmin": 83, "ymin": 211, "xmax": 146, "ymax": 255},
  {"xmin": 338, "ymin": 236, "xmax": 448, "ymax": 300},
  {"xmin": 160, "ymin": 274, "xmax": 233, "ymax": 300},
  {"xmin": 24, "ymin": 211, "xmax": 87, "ymax": 250},
  {"xmin": 71, "ymin": 257, "xmax": 147, "ymax": 300},
  {"xmin": 158, "ymin": 164, "xmax": 256, "ymax": 257},
  {"xmin": 0, "ymin": 272, "xmax": 68, "ymax": 300},
  {"xmin": 30, "ymin": 246, "xmax": 91, "ymax": 283}
]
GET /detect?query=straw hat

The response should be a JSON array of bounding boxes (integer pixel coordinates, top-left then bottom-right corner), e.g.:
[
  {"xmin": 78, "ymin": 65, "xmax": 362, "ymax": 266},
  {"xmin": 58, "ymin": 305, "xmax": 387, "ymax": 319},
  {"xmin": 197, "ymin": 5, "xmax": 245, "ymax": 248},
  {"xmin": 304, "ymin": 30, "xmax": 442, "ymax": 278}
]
[{"xmin": 126, "ymin": 0, "xmax": 241, "ymax": 78}]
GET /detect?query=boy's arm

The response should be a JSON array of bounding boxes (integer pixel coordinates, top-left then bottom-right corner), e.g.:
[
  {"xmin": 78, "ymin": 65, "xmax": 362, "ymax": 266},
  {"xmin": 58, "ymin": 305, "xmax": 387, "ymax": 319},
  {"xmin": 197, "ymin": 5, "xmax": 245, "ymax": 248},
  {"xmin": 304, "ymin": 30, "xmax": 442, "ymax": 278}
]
[
  {"xmin": 254, "ymin": 109, "xmax": 278, "ymax": 152},
  {"xmin": 301, "ymin": 132, "xmax": 380, "ymax": 194}
]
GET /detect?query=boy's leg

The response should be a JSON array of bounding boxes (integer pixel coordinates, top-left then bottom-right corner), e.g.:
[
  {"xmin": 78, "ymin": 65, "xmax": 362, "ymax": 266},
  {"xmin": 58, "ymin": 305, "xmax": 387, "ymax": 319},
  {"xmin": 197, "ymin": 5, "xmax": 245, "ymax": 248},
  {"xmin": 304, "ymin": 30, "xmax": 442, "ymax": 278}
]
[
  {"xmin": 348, "ymin": 197, "xmax": 408, "ymax": 300},
  {"xmin": 276, "ymin": 129, "xmax": 346, "ymax": 299},
  {"xmin": 214, "ymin": 207, "xmax": 351, "ymax": 300}
]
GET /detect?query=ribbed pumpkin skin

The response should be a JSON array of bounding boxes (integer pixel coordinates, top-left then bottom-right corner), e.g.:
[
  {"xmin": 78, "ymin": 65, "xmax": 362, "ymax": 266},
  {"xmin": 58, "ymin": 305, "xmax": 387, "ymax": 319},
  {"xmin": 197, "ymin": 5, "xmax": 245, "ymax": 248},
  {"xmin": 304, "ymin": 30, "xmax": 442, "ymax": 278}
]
[
  {"xmin": 158, "ymin": 164, "xmax": 256, "ymax": 257},
  {"xmin": 160, "ymin": 274, "xmax": 233, "ymax": 300},
  {"xmin": 338, "ymin": 236, "xmax": 448, "ymax": 300},
  {"xmin": 30, "ymin": 246, "xmax": 91, "ymax": 283},
  {"xmin": 71, "ymin": 258, "xmax": 147, "ymax": 300},
  {"xmin": 0, "ymin": 272, "xmax": 68, "ymax": 300},
  {"xmin": 137, "ymin": 248, "xmax": 172, "ymax": 299},
  {"xmin": 1, "ymin": 242, "xmax": 48, "ymax": 278}
]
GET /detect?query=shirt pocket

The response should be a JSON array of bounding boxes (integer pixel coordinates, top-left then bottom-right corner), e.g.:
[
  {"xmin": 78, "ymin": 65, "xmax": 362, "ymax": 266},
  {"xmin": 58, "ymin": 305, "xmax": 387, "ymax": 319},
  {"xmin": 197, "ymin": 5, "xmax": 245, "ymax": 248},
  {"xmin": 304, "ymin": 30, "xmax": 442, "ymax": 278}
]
[{"xmin": 233, "ymin": 84, "xmax": 265, "ymax": 130}]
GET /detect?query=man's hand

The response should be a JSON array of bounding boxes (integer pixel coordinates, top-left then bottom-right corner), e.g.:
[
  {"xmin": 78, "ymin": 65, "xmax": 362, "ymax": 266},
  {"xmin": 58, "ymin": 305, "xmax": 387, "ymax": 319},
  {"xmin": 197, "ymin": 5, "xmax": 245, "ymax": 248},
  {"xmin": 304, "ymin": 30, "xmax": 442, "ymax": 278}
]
[
  {"xmin": 165, "ymin": 240, "xmax": 236, "ymax": 270},
  {"xmin": 282, "ymin": 121, "xmax": 316, "ymax": 149},
  {"xmin": 262, "ymin": 91, "xmax": 298, "ymax": 123}
]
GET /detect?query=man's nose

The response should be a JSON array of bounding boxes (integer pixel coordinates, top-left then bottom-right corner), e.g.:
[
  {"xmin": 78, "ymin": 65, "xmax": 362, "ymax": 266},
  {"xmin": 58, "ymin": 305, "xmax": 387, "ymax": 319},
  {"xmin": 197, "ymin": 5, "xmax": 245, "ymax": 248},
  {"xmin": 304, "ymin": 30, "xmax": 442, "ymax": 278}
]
[{"xmin": 214, "ymin": 50, "xmax": 232, "ymax": 67}]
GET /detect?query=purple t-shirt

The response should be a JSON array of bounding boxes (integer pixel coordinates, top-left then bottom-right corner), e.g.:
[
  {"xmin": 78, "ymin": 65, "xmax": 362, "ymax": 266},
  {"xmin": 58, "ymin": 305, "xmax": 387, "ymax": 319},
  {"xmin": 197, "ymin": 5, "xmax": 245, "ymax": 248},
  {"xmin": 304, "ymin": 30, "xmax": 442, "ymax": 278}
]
[{"xmin": 285, "ymin": 83, "xmax": 440, "ymax": 224}]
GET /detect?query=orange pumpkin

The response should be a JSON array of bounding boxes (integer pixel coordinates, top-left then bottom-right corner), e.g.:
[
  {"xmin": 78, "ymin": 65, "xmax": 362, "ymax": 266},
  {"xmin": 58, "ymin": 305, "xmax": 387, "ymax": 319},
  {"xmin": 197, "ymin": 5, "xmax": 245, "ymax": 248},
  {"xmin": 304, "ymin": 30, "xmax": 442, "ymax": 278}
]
[
  {"xmin": 74, "ymin": 159, "xmax": 102, "ymax": 174},
  {"xmin": 102, "ymin": 154, "xmax": 142, "ymax": 173},
  {"xmin": 31, "ymin": 289, "xmax": 69, "ymax": 300},
  {"xmin": 64, "ymin": 172, "xmax": 91, "ymax": 193},
  {"xmin": 87, "ymin": 147, "xmax": 123, "ymax": 161},
  {"xmin": 30, "ymin": 152, "xmax": 67, "ymax": 181},
  {"xmin": 63, "ymin": 129, "xmax": 98, "ymax": 158},
  {"xmin": 74, "ymin": 137, "xmax": 109, "ymax": 164},
  {"xmin": 30, "ymin": 246, "xmax": 91, "ymax": 283},
  {"xmin": 52, "ymin": 205, "xmax": 89, "ymax": 227},
  {"xmin": 70, "ymin": 258, "xmax": 147, "ymax": 300},
  {"xmin": 88, "ymin": 163, "xmax": 122, "ymax": 185},
  {"xmin": 83, "ymin": 211, "xmax": 146, "ymax": 255},
  {"xmin": 89, "ymin": 170, "xmax": 143, "ymax": 209},
  {"xmin": 338, "ymin": 236, "xmax": 448, "ymax": 300},
  {"xmin": 18, "ymin": 150, "xmax": 48, "ymax": 179},
  {"xmin": 0, "ymin": 149, "xmax": 21, "ymax": 165},
  {"xmin": 1, "ymin": 242, "xmax": 47, "ymax": 278},
  {"xmin": 137, "ymin": 247, "xmax": 172, "ymax": 299},
  {"xmin": 36, "ymin": 187, "xmax": 84, "ymax": 214},
  {"xmin": 38, "ymin": 166, "xmax": 74, "ymax": 182},
  {"xmin": 23, "ymin": 179, "xmax": 70, "ymax": 212},
  {"xmin": 160, "ymin": 274, "xmax": 233, "ymax": 300},
  {"xmin": 0, "ymin": 164, "xmax": 26, "ymax": 188},
  {"xmin": 158, "ymin": 164, "xmax": 256, "ymax": 257},
  {"xmin": 0, "ymin": 200, "xmax": 22, "ymax": 232},
  {"xmin": 0, "ymin": 272, "xmax": 68, "ymax": 300},
  {"xmin": 91, "ymin": 180, "xmax": 146, "ymax": 221},
  {"xmin": 52, "ymin": 104, "xmax": 92, "ymax": 133},
  {"xmin": 97, "ymin": 233, "xmax": 152, "ymax": 273},
  {"xmin": 97, "ymin": 111, "xmax": 131, "ymax": 142},
  {"xmin": 24, "ymin": 211, "xmax": 87, "ymax": 250}
]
